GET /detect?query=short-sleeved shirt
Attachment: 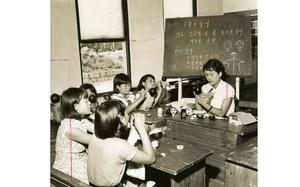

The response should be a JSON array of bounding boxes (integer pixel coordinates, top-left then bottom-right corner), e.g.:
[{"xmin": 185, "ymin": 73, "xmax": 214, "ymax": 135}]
[
  {"xmin": 201, "ymin": 79, "xmax": 235, "ymax": 116},
  {"xmin": 53, "ymin": 118, "xmax": 89, "ymax": 183},
  {"xmin": 87, "ymin": 135, "xmax": 138, "ymax": 186}
]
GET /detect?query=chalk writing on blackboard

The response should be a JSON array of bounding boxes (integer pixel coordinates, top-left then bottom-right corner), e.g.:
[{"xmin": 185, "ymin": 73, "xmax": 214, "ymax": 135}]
[{"xmin": 163, "ymin": 15, "xmax": 252, "ymax": 77}]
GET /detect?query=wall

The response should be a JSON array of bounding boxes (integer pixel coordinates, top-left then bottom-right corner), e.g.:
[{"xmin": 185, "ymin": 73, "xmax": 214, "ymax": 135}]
[
  {"xmin": 127, "ymin": 0, "xmax": 257, "ymax": 87},
  {"xmin": 223, "ymin": 0, "xmax": 257, "ymax": 13},
  {"xmin": 51, "ymin": 0, "xmax": 82, "ymax": 94},
  {"xmin": 50, "ymin": 0, "xmax": 257, "ymax": 93},
  {"xmin": 128, "ymin": 0, "xmax": 164, "ymax": 87},
  {"xmin": 198, "ymin": 0, "xmax": 223, "ymax": 16}
]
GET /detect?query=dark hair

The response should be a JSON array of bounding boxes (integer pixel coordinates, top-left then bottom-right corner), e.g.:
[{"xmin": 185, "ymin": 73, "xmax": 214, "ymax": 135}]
[
  {"xmin": 137, "ymin": 74, "xmax": 155, "ymax": 91},
  {"xmin": 61, "ymin": 87, "xmax": 88, "ymax": 120},
  {"xmin": 80, "ymin": 83, "xmax": 97, "ymax": 96},
  {"xmin": 202, "ymin": 59, "xmax": 227, "ymax": 79},
  {"xmin": 113, "ymin": 73, "xmax": 131, "ymax": 93},
  {"xmin": 94, "ymin": 100, "xmax": 130, "ymax": 139}
]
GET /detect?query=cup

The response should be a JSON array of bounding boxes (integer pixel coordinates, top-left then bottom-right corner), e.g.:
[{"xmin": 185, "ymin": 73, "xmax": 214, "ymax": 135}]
[
  {"xmin": 181, "ymin": 108, "xmax": 186, "ymax": 118},
  {"xmin": 157, "ymin": 107, "xmax": 163, "ymax": 117}
]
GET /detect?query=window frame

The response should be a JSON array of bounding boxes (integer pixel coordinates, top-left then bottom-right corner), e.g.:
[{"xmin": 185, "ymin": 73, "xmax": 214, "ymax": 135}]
[{"xmin": 75, "ymin": 0, "xmax": 131, "ymax": 93}]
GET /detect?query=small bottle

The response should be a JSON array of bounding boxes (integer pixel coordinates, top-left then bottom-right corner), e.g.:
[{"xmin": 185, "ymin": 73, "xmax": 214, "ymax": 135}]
[{"xmin": 181, "ymin": 108, "xmax": 187, "ymax": 118}]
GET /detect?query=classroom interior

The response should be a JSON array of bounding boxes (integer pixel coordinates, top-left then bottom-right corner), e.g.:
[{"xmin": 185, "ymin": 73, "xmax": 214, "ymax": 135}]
[{"xmin": 51, "ymin": 0, "xmax": 258, "ymax": 187}]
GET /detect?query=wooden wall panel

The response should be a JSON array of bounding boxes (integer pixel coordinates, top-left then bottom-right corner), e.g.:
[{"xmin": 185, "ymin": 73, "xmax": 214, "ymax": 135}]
[
  {"xmin": 51, "ymin": 0, "xmax": 82, "ymax": 94},
  {"xmin": 128, "ymin": 0, "xmax": 164, "ymax": 87}
]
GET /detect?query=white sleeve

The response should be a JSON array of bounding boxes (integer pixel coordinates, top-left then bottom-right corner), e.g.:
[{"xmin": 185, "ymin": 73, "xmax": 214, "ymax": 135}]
[{"xmin": 227, "ymin": 84, "xmax": 235, "ymax": 98}]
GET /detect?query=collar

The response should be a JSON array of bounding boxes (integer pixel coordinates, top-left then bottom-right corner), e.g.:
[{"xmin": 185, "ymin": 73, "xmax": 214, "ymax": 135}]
[{"xmin": 207, "ymin": 79, "xmax": 224, "ymax": 93}]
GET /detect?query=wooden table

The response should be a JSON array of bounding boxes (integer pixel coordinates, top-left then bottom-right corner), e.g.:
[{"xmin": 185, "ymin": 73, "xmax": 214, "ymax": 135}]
[
  {"xmin": 225, "ymin": 137, "xmax": 257, "ymax": 187},
  {"xmin": 142, "ymin": 108, "xmax": 257, "ymax": 136},
  {"xmin": 141, "ymin": 108, "xmax": 257, "ymax": 187},
  {"xmin": 146, "ymin": 136, "xmax": 213, "ymax": 187},
  {"xmin": 142, "ymin": 108, "xmax": 166, "ymax": 124}
]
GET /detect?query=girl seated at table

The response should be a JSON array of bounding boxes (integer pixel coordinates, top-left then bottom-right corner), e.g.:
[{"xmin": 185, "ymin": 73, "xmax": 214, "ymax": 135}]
[
  {"xmin": 136, "ymin": 74, "xmax": 170, "ymax": 111},
  {"xmin": 87, "ymin": 100, "xmax": 155, "ymax": 187},
  {"xmin": 53, "ymin": 87, "xmax": 94, "ymax": 184},
  {"xmin": 111, "ymin": 73, "xmax": 147, "ymax": 114},
  {"xmin": 194, "ymin": 59, "xmax": 235, "ymax": 117}
]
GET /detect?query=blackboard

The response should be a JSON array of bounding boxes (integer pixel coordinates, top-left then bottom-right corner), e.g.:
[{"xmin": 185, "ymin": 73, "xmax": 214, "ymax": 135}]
[{"xmin": 163, "ymin": 15, "xmax": 252, "ymax": 77}]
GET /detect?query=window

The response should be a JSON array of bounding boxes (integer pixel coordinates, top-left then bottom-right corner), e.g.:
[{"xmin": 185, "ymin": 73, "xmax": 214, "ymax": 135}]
[{"xmin": 76, "ymin": 0, "xmax": 130, "ymax": 93}]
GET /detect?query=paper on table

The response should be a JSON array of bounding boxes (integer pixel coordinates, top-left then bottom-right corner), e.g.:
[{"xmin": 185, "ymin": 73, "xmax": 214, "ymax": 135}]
[{"xmin": 229, "ymin": 112, "xmax": 257, "ymax": 125}]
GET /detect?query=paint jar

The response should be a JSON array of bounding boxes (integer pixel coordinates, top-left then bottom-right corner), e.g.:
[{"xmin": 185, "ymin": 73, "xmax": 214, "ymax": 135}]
[{"xmin": 181, "ymin": 108, "xmax": 187, "ymax": 118}]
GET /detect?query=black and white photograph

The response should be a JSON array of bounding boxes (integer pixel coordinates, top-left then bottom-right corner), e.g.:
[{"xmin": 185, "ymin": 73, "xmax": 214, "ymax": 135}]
[
  {"xmin": 7, "ymin": 0, "xmax": 300, "ymax": 186},
  {"xmin": 50, "ymin": 0, "xmax": 259, "ymax": 186}
]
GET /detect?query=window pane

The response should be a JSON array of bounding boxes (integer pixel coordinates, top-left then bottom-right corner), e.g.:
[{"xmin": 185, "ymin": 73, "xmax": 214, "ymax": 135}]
[
  {"xmin": 78, "ymin": 0, "xmax": 124, "ymax": 39},
  {"xmin": 80, "ymin": 42, "xmax": 127, "ymax": 93},
  {"xmin": 163, "ymin": 0, "xmax": 193, "ymax": 19}
]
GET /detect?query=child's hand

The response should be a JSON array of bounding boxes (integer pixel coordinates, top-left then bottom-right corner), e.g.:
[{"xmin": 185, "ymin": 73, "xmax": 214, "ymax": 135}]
[
  {"xmin": 195, "ymin": 92, "xmax": 213, "ymax": 105},
  {"xmin": 142, "ymin": 96, "xmax": 155, "ymax": 111},
  {"xmin": 161, "ymin": 80, "xmax": 168, "ymax": 89},
  {"xmin": 133, "ymin": 113, "xmax": 145, "ymax": 130},
  {"xmin": 97, "ymin": 96, "xmax": 106, "ymax": 105},
  {"xmin": 148, "ymin": 96, "xmax": 155, "ymax": 103},
  {"xmin": 156, "ymin": 81, "xmax": 162, "ymax": 92}
]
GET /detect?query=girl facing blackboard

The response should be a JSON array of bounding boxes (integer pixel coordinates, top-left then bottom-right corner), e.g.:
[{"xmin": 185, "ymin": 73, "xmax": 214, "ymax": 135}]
[
  {"xmin": 87, "ymin": 100, "xmax": 155, "ymax": 187},
  {"xmin": 194, "ymin": 59, "xmax": 235, "ymax": 117}
]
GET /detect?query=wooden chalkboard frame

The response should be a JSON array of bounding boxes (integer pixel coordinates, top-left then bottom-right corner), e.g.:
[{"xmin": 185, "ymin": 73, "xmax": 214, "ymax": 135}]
[{"xmin": 163, "ymin": 15, "xmax": 252, "ymax": 78}]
